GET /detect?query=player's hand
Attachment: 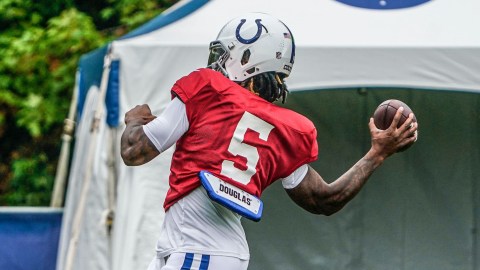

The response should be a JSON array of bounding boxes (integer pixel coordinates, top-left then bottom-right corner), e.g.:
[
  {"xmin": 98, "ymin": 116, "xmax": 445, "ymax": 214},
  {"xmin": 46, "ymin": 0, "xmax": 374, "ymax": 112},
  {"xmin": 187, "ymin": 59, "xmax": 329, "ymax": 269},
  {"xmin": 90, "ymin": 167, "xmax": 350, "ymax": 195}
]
[
  {"xmin": 124, "ymin": 104, "xmax": 156, "ymax": 125},
  {"xmin": 368, "ymin": 107, "xmax": 418, "ymax": 159}
]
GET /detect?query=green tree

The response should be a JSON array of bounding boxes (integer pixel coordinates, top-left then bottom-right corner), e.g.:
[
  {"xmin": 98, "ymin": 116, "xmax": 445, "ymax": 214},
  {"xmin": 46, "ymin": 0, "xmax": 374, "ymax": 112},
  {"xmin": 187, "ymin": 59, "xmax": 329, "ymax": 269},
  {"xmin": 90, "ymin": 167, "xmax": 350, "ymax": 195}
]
[{"xmin": 0, "ymin": 0, "xmax": 177, "ymax": 206}]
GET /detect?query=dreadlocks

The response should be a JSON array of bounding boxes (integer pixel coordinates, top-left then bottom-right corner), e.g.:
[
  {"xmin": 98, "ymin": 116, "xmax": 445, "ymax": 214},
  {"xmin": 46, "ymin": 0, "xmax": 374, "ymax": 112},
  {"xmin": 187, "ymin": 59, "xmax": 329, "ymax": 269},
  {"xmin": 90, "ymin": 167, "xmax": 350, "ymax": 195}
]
[{"xmin": 238, "ymin": 72, "xmax": 289, "ymax": 103}]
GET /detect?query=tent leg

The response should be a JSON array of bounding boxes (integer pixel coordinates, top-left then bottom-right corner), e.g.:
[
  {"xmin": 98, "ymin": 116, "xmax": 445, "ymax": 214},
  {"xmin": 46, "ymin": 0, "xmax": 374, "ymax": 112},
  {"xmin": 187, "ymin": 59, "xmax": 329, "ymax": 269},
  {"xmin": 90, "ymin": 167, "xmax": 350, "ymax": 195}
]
[
  {"xmin": 64, "ymin": 51, "xmax": 112, "ymax": 270},
  {"xmin": 50, "ymin": 73, "xmax": 79, "ymax": 208}
]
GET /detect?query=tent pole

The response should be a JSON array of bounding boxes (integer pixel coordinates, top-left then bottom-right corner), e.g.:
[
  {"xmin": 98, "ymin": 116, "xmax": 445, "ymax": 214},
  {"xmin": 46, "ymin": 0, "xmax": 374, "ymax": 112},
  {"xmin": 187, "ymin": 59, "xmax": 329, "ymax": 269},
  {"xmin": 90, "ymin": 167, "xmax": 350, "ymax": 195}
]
[
  {"xmin": 105, "ymin": 127, "xmax": 118, "ymax": 269},
  {"xmin": 64, "ymin": 48, "xmax": 112, "ymax": 270},
  {"xmin": 50, "ymin": 72, "xmax": 79, "ymax": 208}
]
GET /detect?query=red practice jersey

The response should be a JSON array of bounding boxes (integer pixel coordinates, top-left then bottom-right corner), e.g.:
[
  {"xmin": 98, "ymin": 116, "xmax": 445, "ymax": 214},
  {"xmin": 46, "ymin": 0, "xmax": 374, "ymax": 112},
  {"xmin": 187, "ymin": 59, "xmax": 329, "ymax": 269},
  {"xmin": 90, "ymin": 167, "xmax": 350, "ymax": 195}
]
[{"xmin": 163, "ymin": 68, "xmax": 318, "ymax": 210}]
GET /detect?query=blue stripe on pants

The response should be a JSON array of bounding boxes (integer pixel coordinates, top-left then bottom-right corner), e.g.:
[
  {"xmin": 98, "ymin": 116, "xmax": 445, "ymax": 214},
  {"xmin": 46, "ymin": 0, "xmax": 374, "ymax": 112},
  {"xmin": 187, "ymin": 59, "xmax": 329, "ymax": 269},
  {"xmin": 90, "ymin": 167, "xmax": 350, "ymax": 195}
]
[
  {"xmin": 199, "ymin": 254, "xmax": 210, "ymax": 270},
  {"xmin": 181, "ymin": 253, "xmax": 194, "ymax": 270}
]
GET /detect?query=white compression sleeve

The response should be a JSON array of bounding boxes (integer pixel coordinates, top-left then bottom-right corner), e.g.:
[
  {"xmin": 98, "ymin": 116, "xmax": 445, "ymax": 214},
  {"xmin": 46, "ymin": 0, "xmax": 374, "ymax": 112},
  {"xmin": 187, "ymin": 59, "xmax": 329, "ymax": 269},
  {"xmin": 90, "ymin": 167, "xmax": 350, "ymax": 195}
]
[
  {"xmin": 281, "ymin": 164, "xmax": 309, "ymax": 189},
  {"xmin": 142, "ymin": 97, "xmax": 189, "ymax": 153}
]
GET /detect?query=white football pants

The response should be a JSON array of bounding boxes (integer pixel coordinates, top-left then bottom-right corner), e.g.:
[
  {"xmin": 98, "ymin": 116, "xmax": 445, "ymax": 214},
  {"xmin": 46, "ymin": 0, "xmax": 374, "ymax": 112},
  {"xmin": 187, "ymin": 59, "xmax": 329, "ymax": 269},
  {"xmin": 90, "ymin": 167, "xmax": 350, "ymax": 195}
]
[{"xmin": 147, "ymin": 252, "xmax": 249, "ymax": 270}]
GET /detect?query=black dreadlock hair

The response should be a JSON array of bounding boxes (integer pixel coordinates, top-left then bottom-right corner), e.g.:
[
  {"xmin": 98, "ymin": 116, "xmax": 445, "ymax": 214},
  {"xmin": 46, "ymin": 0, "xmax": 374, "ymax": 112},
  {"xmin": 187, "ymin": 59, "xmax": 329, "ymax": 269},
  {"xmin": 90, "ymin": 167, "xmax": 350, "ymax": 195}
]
[{"xmin": 238, "ymin": 72, "xmax": 289, "ymax": 103}]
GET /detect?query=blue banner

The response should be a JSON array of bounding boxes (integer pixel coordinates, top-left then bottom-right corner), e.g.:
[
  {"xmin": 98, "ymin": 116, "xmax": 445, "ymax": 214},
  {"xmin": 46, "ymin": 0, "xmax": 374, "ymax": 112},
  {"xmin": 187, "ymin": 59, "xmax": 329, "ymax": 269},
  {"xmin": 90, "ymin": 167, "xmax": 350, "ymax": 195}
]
[
  {"xmin": 336, "ymin": 0, "xmax": 432, "ymax": 9},
  {"xmin": 0, "ymin": 208, "xmax": 62, "ymax": 270}
]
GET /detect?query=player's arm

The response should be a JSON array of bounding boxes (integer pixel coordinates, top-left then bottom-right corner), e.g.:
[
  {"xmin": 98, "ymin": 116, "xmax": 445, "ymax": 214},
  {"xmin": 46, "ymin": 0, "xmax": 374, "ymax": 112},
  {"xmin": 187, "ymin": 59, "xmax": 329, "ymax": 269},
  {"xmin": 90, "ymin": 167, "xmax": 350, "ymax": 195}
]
[
  {"xmin": 120, "ymin": 97, "xmax": 189, "ymax": 166},
  {"xmin": 286, "ymin": 154, "xmax": 382, "ymax": 216},
  {"xmin": 285, "ymin": 107, "xmax": 418, "ymax": 216},
  {"xmin": 121, "ymin": 104, "xmax": 160, "ymax": 166}
]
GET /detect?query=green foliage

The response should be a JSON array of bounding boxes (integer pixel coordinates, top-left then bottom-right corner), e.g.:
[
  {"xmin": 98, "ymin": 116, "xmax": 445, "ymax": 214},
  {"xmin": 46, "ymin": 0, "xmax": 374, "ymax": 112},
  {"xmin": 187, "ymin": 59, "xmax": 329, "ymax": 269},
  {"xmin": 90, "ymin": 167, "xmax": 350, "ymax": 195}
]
[
  {"xmin": 1, "ymin": 8, "xmax": 104, "ymax": 137},
  {"xmin": 101, "ymin": 0, "xmax": 176, "ymax": 30},
  {"xmin": 0, "ymin": 6, "xmax": 104, "ymax": 205},
  {"xmin": 0, "ymin": 0, "xmax": 74, "ymax": 32},
  {"xmin": 0, "ymin": 0, "xmax": 178, "ymax": 206},
  {"xmin": 1, "ymin": 154, "xmax": 54, "ymax": 206}
]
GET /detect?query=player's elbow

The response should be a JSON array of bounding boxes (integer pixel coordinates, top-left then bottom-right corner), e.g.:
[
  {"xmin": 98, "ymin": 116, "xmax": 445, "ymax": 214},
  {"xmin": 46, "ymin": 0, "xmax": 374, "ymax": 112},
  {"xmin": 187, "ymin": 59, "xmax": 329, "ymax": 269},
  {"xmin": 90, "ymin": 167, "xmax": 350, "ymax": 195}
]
[
  {"xmin": 121, "ymin": 155, "xmax": 136, "ymax": 166},
  {"xmin": 294, "ymin": 192, "xmax": 344, "ymax": 216},
  {"xmin": 121, "ymin": 148, "xmax": 139, "ymax": 166},
  {"xmin": 121, "ymin": 145, "xmax": 158, "ymax": 166},
  {"xmin": 310, "ymin": 199, "xmax": 345, "ymax": 216},
  {"xmin": 298, "ymin": 202, "xmax": 339, "ymax": 216},
  {"xmin": 309, "ymin": 207, "xmax": 338, "ymax": 216},
  {"xmin": 318, "ymin": 205, "xmax": 343, "ymax": 216}
]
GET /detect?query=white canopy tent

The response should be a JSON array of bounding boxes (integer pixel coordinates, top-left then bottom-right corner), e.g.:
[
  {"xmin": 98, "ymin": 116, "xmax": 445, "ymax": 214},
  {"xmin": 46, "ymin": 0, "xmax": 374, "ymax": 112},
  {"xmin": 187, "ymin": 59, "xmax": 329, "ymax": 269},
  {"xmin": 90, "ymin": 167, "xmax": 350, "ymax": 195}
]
[
  {"xmin": 57, "ymin": 0, "xmax": 480, "ymax": 269},
  {"xmin": 115, "ymin": 0, "xmax": 480, "ymax": 92}
]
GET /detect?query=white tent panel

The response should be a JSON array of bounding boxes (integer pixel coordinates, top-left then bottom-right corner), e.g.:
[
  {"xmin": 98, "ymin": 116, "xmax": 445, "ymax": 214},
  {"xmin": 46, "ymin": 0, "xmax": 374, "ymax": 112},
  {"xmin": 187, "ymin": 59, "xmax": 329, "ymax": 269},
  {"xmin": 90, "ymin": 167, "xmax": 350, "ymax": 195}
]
[
  {"xmin": 136, "ymin": 0, "xmax": 480, "ymax": 47},
  {"xmin": 111, "ymin": 149, "xmax": 173, "ymax": 270},
  {"xmin": 57, "ymin": 87, "xmax": 110, "ymax": 270},
  {"xmin": 113, "ymin": 0, "xmax": 480, "ymax": 92}
]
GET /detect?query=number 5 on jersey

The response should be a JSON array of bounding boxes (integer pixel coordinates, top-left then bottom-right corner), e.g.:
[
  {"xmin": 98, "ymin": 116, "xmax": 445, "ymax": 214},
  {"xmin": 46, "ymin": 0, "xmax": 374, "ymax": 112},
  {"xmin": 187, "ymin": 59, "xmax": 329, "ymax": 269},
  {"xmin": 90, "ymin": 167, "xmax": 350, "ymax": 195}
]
[{"xmin": 221, "ymin": 112, "xmax": 274, "ymax": 185}]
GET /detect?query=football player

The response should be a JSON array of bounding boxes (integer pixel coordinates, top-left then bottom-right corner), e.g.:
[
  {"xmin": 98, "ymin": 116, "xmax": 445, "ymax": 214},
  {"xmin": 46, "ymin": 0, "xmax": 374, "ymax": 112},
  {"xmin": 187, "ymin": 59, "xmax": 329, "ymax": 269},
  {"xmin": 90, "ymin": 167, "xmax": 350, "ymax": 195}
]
[{"xmin": 121, "ymin": 13, "xmax": 418, "ymax": 270}]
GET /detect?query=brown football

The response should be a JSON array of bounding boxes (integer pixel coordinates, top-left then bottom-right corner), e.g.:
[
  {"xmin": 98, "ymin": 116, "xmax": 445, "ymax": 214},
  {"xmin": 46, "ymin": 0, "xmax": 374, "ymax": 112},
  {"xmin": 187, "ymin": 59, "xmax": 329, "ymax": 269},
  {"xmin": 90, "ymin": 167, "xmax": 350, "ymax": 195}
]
[
  {"xmin": 373, "ymin": 99, "xmax": 416, "ymax": 130},
  {"xmin": 373, "ymin": 99, "xmax": 417, "ymax": 152}
]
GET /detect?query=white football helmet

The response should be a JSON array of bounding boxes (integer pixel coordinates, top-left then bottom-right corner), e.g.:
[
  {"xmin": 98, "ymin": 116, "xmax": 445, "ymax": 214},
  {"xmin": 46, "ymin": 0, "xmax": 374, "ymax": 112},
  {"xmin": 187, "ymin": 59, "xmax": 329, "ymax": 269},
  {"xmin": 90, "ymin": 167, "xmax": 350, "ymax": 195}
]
[{"xmin": 208, "ymin": 12, "xmax": 295, "ymax": 82}]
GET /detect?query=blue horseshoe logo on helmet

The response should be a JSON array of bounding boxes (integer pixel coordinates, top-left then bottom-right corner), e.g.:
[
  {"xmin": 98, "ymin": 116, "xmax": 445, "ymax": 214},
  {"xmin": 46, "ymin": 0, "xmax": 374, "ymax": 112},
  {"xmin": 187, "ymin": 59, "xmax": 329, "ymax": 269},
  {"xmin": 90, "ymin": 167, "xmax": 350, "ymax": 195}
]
[{"xmin": 236, "ymin": 19, "xmax": 263, "ymax": 44}]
